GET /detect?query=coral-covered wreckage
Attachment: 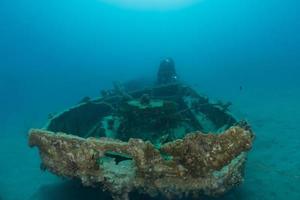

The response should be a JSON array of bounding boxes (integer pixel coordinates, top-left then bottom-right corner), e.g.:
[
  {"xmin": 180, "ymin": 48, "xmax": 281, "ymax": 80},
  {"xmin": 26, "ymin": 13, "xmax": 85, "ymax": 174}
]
[{"xmin": 28, "ymin": 62, "xmax": 254, "ymax": 200}]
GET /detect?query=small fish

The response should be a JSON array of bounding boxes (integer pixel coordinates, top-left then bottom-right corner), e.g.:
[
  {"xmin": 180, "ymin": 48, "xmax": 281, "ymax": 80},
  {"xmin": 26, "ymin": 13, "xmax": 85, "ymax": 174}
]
[{"xmin": 104, "ymin": 151, "xmax": 133, "ymax": 164}]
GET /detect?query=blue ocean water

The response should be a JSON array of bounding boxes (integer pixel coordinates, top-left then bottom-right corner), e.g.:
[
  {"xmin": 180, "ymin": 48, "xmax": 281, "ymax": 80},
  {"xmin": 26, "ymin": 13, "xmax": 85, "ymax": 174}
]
[{"xmin": 0, "ymin": 0, "xmax": 299, "ymax": 199}]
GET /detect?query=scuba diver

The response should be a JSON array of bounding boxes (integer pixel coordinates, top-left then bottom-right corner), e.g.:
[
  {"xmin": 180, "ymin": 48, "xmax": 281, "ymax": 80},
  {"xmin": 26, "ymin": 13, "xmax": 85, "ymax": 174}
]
[{"xmin": 157, "ymin": 58, "xmax": 178, "ymax": 85}]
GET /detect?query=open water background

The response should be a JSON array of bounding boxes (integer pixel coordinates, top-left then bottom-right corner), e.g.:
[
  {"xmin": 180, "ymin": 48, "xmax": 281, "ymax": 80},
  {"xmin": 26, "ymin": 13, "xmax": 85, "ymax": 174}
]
[{"xmin": 0, "ymin": 0, "xmax": 299, "ymax": 199}]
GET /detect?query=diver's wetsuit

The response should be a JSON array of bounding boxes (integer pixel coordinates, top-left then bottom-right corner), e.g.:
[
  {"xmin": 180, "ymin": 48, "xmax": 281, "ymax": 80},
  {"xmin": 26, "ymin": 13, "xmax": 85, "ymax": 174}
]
[{"xmin": 157, "ymin": 58, "xmax": 178, "ymax": 85}]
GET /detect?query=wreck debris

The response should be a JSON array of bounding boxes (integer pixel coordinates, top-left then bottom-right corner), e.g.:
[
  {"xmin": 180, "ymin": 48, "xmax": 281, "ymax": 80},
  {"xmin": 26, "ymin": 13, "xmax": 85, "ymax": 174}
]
[
  {"xmin": 139, "ymin": 94, "xmax": 151, "ymax": 106},
  {"xmin": 29, "ymin": 126, "xmax": 254, "ymax": 200}
]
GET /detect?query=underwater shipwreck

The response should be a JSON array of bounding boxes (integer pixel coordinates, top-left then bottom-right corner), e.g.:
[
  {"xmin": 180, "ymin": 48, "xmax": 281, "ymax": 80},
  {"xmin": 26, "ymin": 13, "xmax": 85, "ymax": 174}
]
[{"xmin": 29, "ymin": 59, "xmax": 255, "ymax": 200}]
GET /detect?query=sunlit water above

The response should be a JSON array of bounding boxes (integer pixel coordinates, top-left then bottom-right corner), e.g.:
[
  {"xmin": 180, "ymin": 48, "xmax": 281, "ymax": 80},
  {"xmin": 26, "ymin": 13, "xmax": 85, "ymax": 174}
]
[{"xmin": 98, "ymin": 0, "xmax": 201, "ymax": 10}]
